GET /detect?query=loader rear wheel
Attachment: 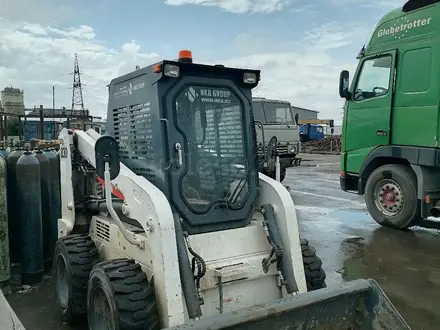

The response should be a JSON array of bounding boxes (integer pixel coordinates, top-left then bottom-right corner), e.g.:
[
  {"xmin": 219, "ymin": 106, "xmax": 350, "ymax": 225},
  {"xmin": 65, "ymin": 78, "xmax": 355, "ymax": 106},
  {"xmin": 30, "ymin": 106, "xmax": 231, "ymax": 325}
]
[
  {"xmin": 53, "ymin": 234, "xmax": 100, "ymax": 324},
  {"xmin": 87, "ymin": 258, "xmax": 160, "ymax": 330},
  {"xmin": 301, "ymin": 239, "xmax": 326, "ymax": 291}
]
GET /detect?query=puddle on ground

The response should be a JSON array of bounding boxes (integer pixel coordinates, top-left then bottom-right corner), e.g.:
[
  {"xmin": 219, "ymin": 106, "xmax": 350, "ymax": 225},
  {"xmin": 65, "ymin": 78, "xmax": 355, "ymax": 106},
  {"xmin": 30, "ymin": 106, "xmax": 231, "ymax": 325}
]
[
  {"xmin": 338, "ymin": 236, "xmax": 368, "ymax": 281},
  {"xmin": 336, "ymin": 227, "xmax": 440, "ymax": 330}
]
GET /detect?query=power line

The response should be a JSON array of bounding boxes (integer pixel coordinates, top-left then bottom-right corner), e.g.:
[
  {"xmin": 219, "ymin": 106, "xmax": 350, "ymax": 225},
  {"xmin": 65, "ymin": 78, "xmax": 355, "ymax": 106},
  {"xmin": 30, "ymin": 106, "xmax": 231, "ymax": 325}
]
[{"xmin": 71, "ymin": 53, "xmax": 85, "ymax": 112}]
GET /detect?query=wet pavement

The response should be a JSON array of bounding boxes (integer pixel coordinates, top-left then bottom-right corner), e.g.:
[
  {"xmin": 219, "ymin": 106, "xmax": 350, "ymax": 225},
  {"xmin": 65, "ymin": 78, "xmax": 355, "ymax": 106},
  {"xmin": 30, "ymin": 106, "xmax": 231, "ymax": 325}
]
[
  {"xmin": 288, "ymin": 154, "xmax": 440, "ymax": 330},
  {"xmin": 5, "ymin": 153, "xmax": 440, "ymax": 329}
]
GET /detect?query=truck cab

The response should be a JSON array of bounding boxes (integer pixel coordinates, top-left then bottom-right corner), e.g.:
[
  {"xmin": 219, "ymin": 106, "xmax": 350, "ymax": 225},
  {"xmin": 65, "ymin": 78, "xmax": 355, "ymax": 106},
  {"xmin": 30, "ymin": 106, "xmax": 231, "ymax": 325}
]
[
  {"xmin": 252, "ymin": 97, "xmax": 301, "ymax": 182},
  {"xmin": 339, "ymin": 0, "xmax": 440, "ymax": 230},
  {"xmin": 299, "ymin": 124, "xmax": 325, "ymax": 142}
]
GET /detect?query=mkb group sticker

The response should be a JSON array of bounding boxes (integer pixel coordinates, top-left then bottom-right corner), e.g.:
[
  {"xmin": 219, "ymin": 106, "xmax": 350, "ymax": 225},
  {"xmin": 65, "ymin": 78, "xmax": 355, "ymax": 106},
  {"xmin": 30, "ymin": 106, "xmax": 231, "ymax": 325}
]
[{"xmin": 199, "ymin": 88, "xmax": 232, "ymax": 104}]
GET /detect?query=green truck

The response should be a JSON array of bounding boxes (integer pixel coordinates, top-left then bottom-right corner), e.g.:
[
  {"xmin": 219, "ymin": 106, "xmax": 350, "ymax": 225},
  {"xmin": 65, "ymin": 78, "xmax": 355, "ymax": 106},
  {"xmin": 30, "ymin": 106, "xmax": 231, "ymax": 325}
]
[{"xmin": 339, "ymin": 0, "xmax": 440, "ymax": 230}]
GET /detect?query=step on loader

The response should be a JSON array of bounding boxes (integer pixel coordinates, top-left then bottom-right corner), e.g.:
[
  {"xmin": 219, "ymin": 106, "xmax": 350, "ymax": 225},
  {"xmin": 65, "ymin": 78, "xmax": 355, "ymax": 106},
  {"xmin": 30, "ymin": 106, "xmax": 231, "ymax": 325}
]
[{"xmin": 53, "ymin": 50, "xmax": 411, "ymax": 329}]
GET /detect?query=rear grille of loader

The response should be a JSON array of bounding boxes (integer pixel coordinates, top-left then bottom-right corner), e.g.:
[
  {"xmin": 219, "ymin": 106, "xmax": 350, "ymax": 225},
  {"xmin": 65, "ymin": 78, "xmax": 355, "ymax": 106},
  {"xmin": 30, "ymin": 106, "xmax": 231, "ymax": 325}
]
[
  {"xmin": 113, "ymin": 102, "xmax": 156, "ymax": 184},
  {"xmin": 96, "ymin": 219, "xmax": 110, "ymax": 242}
]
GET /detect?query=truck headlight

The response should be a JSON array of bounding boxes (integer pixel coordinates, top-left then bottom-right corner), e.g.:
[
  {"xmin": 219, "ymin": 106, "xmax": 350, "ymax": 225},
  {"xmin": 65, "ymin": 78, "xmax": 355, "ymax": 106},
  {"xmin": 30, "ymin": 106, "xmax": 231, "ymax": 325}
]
[{"xmin": 290, "ymin": 146, "xmax": 297, "ymax": 153}]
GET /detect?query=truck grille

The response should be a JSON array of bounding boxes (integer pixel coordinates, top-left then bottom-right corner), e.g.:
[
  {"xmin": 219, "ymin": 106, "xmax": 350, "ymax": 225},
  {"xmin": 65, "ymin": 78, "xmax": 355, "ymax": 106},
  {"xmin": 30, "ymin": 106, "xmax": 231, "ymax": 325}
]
[{"xmin": 257, "ymin": 145, "xmax": 291, "ymax": 155}]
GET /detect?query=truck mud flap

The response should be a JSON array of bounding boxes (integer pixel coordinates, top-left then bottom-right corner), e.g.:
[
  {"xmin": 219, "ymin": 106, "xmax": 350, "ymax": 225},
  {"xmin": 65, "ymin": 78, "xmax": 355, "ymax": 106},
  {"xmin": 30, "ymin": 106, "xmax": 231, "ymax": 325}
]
[{"xmin": 164, "ymin": 279, "xmax": 411, "ymax": 330}]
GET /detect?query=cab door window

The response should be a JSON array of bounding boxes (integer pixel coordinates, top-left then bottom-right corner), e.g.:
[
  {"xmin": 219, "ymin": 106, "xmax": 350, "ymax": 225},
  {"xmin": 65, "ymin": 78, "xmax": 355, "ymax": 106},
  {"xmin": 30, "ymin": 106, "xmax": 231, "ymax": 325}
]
[{"xmin": 353, "ymin": 55, "xmax": 392, "ymax": 101}]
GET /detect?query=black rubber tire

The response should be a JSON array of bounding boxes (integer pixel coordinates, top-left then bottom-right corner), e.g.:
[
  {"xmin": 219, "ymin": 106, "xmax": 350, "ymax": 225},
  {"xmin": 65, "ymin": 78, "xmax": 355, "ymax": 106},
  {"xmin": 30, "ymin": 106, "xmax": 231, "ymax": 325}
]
[
  {"xmin": 301, "ymin": 239, "xmax": 327, "ymax": 291},
  {"xmin": 265, "ymin": 168, "xmax": 287, "ymax": 182},
  {"xmin": 87, "ymin": 258, "xmax": 160, "ymax": 330},
  {"xmin": 53, "ymin": 234, "xmax": 100, "ymax": 324},
  {"xmin": 364, "ymin": 164, "xmax": 421, "ymax": 230},
  {"xmin": 280, "ymin": 168, "xmax": 286, "ymax": 182}
]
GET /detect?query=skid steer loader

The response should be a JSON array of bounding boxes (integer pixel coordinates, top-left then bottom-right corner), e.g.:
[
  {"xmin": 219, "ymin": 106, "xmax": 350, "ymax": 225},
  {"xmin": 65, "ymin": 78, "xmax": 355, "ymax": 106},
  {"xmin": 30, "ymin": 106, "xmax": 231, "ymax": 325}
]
[{"xmin": 53, "ymin": 50, "xmax": 410, "ymax": 329}]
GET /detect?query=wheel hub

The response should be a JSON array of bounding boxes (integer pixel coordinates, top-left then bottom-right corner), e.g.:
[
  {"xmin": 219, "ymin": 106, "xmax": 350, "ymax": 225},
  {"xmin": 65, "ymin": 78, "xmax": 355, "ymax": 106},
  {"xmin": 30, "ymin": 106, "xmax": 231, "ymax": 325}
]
[
  {"xmin": 375, "ymin": 179, "xmax": 403, "ymax": 216},
  {"xmin": 90, "ymin": 286, "xmax": 115, "ymax": 330},
  {"xmin": 55, "ymin": 256, "xmax": 69, "ymax": 309}
]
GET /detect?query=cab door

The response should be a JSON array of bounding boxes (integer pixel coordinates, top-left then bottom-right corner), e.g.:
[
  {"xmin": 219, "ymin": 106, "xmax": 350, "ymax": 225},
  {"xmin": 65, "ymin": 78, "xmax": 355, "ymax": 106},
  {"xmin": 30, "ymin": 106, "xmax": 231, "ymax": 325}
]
[
  {"xmin": 162, "ymin": 76, "xmax": 258, "ymax": 235},
  {"xmin": 344, "ymin": 50, "xmax": 396, "ymax": 174}
]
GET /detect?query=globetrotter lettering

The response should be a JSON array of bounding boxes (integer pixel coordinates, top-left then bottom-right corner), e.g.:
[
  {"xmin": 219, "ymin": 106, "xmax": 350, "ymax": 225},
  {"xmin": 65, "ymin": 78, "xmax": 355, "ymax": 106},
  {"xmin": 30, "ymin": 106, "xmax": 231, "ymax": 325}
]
[{"xmin": 377, "ymin": 17, "xmax": 432, "ymax": 38}]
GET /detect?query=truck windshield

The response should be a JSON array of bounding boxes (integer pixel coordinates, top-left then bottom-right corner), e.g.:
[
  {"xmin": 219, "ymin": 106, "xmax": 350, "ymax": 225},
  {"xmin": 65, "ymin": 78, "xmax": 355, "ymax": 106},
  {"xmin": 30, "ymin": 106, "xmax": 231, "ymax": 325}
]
[
  {"xmin": 252, "ymin": 101, "xmax": 295, "ymax": 125},
  {"xmin": 174, "ymin": 85, "xmax": 248, "ymax": 212}
]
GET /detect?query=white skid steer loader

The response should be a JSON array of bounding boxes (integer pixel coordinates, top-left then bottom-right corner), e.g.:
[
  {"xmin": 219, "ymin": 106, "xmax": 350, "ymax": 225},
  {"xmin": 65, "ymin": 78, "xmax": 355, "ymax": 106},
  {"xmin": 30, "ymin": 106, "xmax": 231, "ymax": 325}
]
[{"xmin": 53, "ymin": 51, "xmax": 410, "ymax": 329}]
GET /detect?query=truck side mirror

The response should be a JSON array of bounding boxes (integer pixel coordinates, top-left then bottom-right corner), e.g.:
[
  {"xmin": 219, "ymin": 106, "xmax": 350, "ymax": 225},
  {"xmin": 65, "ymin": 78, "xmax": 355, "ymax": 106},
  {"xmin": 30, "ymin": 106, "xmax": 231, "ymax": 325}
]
[
  {"xmin": 294, "ymin": 113, "xmax": 299, "ymax": 125},
  {"xmin": 339, "ymin": 70, "xmax": 350, "ymax": 99},
  {"xmin": 95, "ymin": 135, "xmax": 120, "ymax": 180}
]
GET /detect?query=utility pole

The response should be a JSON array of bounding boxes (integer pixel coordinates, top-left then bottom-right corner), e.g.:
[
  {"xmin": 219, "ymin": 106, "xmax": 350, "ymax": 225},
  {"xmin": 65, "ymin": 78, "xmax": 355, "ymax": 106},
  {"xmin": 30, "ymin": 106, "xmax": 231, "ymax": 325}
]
[
  {"xmin": 70, "ymin": 53, "xmax": 85, "ymax": 129},
  {"xmin": 52, "ymin": 86, "xmax": 56, "ymax": 137}
]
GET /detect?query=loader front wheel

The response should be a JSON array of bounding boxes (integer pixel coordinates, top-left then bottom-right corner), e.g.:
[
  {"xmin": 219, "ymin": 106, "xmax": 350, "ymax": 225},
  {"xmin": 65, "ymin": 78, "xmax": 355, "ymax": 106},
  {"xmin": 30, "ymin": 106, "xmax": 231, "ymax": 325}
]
[
  {"xmin": 54, "ymin": 234, "xmax": 100, "ymax": 324},
  {"xmin": 265, "ymin": 168, "xmax": 286, "ymax": 182},
  {"xmin": 301, "ymin": 239, "xmax": 326, "ymax": 291},
  {"xmin": 87, "ymin": 258, "xmax": 160, "ymax": 330}
]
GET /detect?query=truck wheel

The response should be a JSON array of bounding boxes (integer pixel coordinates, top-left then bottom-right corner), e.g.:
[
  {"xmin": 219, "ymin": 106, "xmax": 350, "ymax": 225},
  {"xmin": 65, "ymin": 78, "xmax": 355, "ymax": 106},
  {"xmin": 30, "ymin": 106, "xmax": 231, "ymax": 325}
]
[
  {"xmin": 87, "ymin": 258, "xmax": 160, "ymax": 330},
  {"xmin": 301, "ymin": 239, "xmax": 326, "ymax": 291},
  {"xmin": 365, "ymin": 164, "xmax": 420, "ymax": 229},
  {"xmin": 280, "ymin": 168, "xmax": 286, "ymax": 182},
  {"xmin": 54, "ymin": 234, "xmax": 100, "ymax": 324}
]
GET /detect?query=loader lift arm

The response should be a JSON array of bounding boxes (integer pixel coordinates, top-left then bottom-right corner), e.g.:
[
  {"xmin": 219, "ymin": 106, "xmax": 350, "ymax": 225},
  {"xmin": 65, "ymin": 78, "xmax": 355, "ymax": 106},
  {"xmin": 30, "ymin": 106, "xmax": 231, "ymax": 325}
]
[{"xmin": 58, "ymin": 128, "xmax": 188, "ymax": 327}]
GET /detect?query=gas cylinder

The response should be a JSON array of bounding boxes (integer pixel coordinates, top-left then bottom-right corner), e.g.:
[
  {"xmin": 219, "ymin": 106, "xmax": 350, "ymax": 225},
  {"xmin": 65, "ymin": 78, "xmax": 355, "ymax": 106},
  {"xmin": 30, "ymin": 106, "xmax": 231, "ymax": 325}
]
[
  {"xmin": 6, "ymin": 148, "xmax": 24, "ymax": 264},
  {"xmin": 0, "ymin": 147, "xmax": 9, "ymax": 158},
  {"xmin": 33, "ymin": 149, "xmax": 53, "ymax": 272},
  {"xmin": 43, "ymin": 148, "xmax": 61, "ymax": 247},
  {"xmin": 53, "ymin": 148, "xmax": 62, "ymax": 198},
  {"xmin": 16, "ymin": 151, "xmax": 43, "ymax": 285},
  {"xmin": 0, "ymin": 155, "xmax": 10, "ymax": 293}
]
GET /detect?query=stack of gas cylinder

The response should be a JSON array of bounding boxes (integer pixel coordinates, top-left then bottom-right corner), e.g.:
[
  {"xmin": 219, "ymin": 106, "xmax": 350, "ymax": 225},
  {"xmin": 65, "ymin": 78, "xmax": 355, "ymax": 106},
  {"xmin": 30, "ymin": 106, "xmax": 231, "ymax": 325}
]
[{"xmin": 0, "ymin": 147, "xmax": 61, "ymax": 294}]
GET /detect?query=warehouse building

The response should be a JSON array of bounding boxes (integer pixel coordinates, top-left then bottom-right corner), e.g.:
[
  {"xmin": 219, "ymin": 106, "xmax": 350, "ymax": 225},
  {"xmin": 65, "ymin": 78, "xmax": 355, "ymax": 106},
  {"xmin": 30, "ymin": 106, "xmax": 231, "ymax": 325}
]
[{"xmin": 291, "ymin": 106, "xmax": 319, "ymax": 121}]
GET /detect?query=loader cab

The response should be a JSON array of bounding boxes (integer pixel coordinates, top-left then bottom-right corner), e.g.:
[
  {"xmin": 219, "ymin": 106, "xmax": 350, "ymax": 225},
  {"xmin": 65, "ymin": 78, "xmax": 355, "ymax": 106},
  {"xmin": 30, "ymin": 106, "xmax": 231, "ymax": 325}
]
[{"xmin": 106, "ymin": 51, "xmax": 261, "ymax": 234}]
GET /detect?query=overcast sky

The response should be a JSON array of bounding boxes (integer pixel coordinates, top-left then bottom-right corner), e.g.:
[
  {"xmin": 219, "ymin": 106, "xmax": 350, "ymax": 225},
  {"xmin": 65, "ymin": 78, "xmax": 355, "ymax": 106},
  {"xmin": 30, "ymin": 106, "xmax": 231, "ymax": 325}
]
[{"xmin": 0, "ymin": 0, "xmax": 405, "ymax": 124}]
